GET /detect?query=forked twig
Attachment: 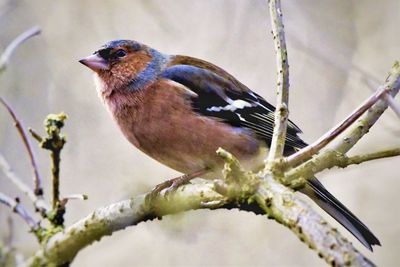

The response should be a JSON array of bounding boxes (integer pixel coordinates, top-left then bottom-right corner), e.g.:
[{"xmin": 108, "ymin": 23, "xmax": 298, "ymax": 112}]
[{"xmin": 286, "ymin": 86, "xmax": 391, "ymax": 167}]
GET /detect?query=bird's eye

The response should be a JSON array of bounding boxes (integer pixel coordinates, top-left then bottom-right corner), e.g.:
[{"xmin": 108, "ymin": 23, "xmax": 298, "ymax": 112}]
[{"xmin": 114, "ymin": 49, "xmax": 127, "ymax": 58}]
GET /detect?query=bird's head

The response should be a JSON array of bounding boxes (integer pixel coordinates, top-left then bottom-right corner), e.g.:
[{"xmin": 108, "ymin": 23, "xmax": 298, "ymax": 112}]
[{"xmin": 80, "ymin": 40, "xmax": 157, "ymax": 96}]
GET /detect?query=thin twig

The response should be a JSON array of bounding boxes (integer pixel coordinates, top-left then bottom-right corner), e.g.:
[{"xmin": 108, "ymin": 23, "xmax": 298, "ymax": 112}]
[
  {"xmin": 62, "ymin": 194, "xmax": 88, "ymax": 201},
  {"xmin": 0, "ymin": 193, "xmax": 39, "ymax": 230},
  {"xmin": 0, "ymin": 97, "xmax": 43, "ymax": 196},
  {"xmin": 267, "ymin": 0, "xmax": 290, "ymax": 161},
  {"xmin": 28, "ymin": 128, "xmax": 43, "ymax": 143},
  {"xmin": 0, "ymin": 152, "xmax": 50, "ymax": 213},
  {"xmin": 0, "ymin": 152, "xmax": 36, "ymax": 201},
  {"xmin": 343, "ymin": 148, "xmax": 400, "ymax": 167},
  {"xmin": 286, "ymin": 86, "xmax": 390, "ymax": 167},
  {"xmin": 60, "ymin": 194, "xmax": 88, "ymax": 206},
  {"xmin": 0, "ymin": 26, "xmax": 41, "ymax": 73}
]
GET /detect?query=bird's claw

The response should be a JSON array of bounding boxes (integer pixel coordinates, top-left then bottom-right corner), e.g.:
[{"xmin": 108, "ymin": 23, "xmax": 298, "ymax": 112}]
[{"xmin": 145, "ymin": 176, "xmax": 192, "ymax": 204}]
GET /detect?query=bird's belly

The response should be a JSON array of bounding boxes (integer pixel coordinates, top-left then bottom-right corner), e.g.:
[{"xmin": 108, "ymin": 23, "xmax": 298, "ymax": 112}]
[{"xmin": 124, "ymin": 115, "xmax": 266, "ymax": 177}]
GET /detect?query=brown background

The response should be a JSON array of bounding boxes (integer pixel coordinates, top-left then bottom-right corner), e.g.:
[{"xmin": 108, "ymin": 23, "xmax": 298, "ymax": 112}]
[{"xmin": 0, "ymin": 0, "xmax": 399, "ymax": 266}]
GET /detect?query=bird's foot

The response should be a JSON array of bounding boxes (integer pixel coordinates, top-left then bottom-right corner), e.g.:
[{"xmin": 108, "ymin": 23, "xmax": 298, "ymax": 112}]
[{"xmin": 145, "ymin": 170, "xmax": 208, "ymax": 204}]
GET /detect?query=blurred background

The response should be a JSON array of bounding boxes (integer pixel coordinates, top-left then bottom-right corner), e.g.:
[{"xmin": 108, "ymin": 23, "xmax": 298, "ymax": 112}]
[{"xmin": 0, "ymin": 0, "xmax": 399, "ymax": 266}]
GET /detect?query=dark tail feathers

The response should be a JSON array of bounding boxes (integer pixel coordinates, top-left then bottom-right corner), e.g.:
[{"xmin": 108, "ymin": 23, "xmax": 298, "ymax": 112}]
[{"xmin": 300, "ymin": 177, "xmax": 380, "ymax": 251}]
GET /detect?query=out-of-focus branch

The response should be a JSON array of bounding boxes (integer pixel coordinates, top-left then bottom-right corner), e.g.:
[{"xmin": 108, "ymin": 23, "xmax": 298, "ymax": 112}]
[
  {"xmin": 286, "ymin": 86, "xmax": 392, "ymax": 167},
  {"xmin": 0, "ymin": 193, "xmax": 39, "ymax": 231},
  {"xmin": 0, "ymin": 26, "xmax": 41, "ymax": 74},
  {"xmin": 0, "ymin": 217, "xmax": 25, "ymax": 267},
  {"xmin": 383, "ymin": 93, "xmax": 400, "ymax": 119},
  {"xmin": 24, "ymin": 150, "xmax": 373, "ymax": 267},
  {"xmin": 0, "ymin": 152, "xmax": 50, "ymax": 213},
  {"xmin": 0, "ymin": 97, "xmax": 44, "ymax": 197},
  {"xmin": 267, "ymin": 0, "xmax": 290, "ymax": 161}
]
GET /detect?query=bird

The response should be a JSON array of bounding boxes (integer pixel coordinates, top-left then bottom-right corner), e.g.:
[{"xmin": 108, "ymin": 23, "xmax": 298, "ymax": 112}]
[{"xmin": 79, "ymin": 39, "xmax": 380, "ymax": 251}]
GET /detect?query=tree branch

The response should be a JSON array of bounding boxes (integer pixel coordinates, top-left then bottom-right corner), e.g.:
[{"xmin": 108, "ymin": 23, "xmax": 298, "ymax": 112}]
[
  {"xmin": 267, "ymin": 0, "xmax": 290, "ymax": 161},
  {"xmin": 24, "ymin": 152, "xmax": 373, "ymax": 267},
  {"xmin": 286, "ymin": 86, "xmax": 391, "ymax": 167},
  {"xmin": 0, "ymin": 97, "xmax": 44, "ymax": 197},
  {"xmin": 0, "ymin": 152, "xmax": 50, "ymax": 213},
  {"xmin": 20, "ymin": 185, "xmax": 345, "ymax": 267},
  {"xmin": 0, "ymin": 193, "xmax": 39, "ymax": 231},
  {"xmin": 285, "ymin": 62, "xmax": 400, "ymax": 184},
  {"xmin": 0, "ymin": 26, "xmax": 41, "ymax": 74},
  {"xmin": 37, "ymin": 113, "xmax": 67, "ymax": 226},
  {"xmin": 340, "ymin": 148, "xmax": 400, "ymax": 167},
  {"xmin": 24, "ymin": 182, "xmax": 226, "ymax": 267},
  {"xmin": 254, "ymin": 177, "xmax": 374, "ymax": 267}
]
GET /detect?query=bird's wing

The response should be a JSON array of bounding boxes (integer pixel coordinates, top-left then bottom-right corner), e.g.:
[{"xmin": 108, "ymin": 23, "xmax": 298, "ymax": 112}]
[
  {"xmin": 162, "ymin": 56, "xmax": 381, "ymax": 251},
  {"xmin": 160, "ymin": 57, "xmax": 307, "ymax": 150}
]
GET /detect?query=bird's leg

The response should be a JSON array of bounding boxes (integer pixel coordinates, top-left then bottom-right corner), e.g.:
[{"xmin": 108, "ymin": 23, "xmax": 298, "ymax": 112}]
[{"xmin": 147, "ymin": 169, "xmax": 208, "ymax": 202}]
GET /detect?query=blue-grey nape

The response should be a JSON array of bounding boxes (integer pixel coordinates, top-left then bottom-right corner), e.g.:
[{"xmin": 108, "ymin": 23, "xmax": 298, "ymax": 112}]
[{"xmin": 128, "ymin": 49, "xmax": 170, "ymax": 91}]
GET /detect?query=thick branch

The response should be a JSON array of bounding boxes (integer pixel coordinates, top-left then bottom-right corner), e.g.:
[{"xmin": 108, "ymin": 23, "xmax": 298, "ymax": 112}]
[
  {"xmin": 254, "ymin": 177, "xmax": 373, "ymax": 267},
  {"xmin": 24, "ymin": 183, "xmax": 226, "ymax": 267},
  {"xmin": 267, "ymin": 0, "xmax": 290, "ymax": 160},
  {"xmin": 24, "ymin": 153, "xmax": 373, "ymax": 267}
]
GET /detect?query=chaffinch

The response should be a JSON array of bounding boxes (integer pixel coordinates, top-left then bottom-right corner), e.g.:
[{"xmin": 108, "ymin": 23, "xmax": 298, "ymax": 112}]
[{"xmin": 80, "ymin": 39, "xmax": 380, "ymax": 250}]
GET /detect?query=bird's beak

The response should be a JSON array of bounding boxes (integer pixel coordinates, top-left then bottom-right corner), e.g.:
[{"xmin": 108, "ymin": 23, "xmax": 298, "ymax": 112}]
[{"xmin": 79, "ymin": 54, "xmax": 110, "ymax": 71}]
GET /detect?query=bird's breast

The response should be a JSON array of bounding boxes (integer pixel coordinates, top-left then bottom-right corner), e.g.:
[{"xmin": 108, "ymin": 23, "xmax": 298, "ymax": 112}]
[{"xmin": 107, "ymin": 79, "xmax": 266, "ymax": 176}]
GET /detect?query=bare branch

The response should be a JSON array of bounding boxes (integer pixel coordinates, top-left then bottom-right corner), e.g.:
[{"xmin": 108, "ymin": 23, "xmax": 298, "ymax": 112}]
[
  {"xmin": 0, "ymin": 152, "xmax": 50, "ymax": 213},
  {"xmin": 285, "ymin": 62, "xmax": 400, "ymax": 183},
  {"xmin": 62, "ymin": 194, "xmax": 88, "ymax": 201},
  {"xmin": 254, "ymin": 177, "xmax": 373, "ymax": 267},
  {"xmin": 267, "ymin": 0, "xmax": 290, "ymax": 161},
  {"xmin": 60, "ymin": 194, "xmax": 88, "ymax": 206},
  {"xmin": 39, "ymin": 113, "xmax": 67, "ymax": 226},
  {"xmin": 341, "ymin": 148, "xmax": 400, "ymax": 167},
  {"xmin": 0, "ymin": 26, "xmax": 41, "ymax": 73},
  {"xmin": 28, "ymin": 128, "xmax": 43, "ymax": 143},
  {"xmin": 0, "ymin": 97, "xmax": 43, "ymax": 196},
  {"xmin": 23, "ymin": 157, "xmax": 373, "ymax": 267},
  {"xmin": 0, "ymin": 193, "xmax": 39, "ymax": 230},
  {"xmin": 286, "ymin": 79, "xmax": 395, "ymax": 168}
]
